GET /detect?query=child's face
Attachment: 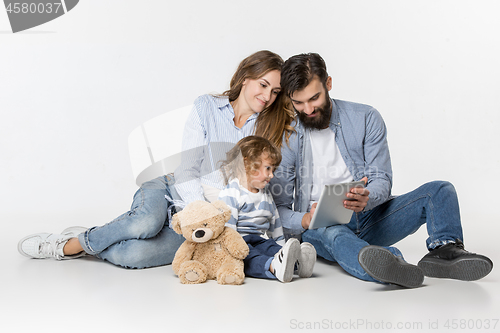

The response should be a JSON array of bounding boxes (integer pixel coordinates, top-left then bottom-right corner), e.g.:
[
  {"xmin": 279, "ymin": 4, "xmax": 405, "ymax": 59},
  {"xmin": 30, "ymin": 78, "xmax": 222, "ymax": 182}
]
[{"xmin": 247, "ymin": 154, "xmax": 275, "ymax": 193}]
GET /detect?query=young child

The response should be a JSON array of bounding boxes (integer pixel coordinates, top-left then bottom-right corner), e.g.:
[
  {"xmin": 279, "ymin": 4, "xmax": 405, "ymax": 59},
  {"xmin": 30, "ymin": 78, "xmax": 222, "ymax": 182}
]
[{"xmin": 218, "ymin": 136, "xmax": 316, "ymax": 283}]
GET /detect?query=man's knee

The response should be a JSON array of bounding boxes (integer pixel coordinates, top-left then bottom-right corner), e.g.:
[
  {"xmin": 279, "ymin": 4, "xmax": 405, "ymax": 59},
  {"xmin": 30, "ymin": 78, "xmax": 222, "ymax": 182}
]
[{"xmin": 425, "ymin": 180, "xmax": 457, "ymax": 197}]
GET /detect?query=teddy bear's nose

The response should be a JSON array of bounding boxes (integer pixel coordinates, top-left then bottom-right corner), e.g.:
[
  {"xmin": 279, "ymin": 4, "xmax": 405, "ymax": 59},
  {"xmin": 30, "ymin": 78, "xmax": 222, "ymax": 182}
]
[{"xmin": 195, "ymin": 230, "xmax": 205, "ymax": 238}]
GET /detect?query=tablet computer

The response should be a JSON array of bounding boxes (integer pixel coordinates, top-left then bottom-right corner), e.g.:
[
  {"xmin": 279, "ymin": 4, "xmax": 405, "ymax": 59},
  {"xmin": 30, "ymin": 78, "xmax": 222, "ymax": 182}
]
[{"xmin": 308, "ymin": 180, "xmax": 366, "ymax": 230}]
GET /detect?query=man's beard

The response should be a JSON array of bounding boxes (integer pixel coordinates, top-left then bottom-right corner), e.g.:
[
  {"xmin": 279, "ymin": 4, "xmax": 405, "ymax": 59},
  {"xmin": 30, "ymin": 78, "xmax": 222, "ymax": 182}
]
[{"xmin": 296, "ymin": 96, "xmax": 332, "ymax": 130}]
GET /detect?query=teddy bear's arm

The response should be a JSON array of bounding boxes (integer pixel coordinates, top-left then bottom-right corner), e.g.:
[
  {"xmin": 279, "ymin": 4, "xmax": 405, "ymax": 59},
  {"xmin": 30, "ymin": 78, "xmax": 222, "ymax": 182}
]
[
  {"xmin": 172, "ymin": 241, "xmax": 197, "ymax": 275},
  {"xmin": 221, "ymin": 227, "xmax": 249, "ymax": 260}
]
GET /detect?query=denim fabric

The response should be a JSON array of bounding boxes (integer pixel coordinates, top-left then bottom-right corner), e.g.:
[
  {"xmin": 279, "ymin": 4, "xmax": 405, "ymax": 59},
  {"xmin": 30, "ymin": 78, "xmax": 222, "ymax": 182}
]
[
  {"xmin": 302, "ymin": 181, "xmax": 463, "ymax": 281},
  {"xmin": 271, "ymin": 98, "xmax": 465, "ymax": 282},
  {"xmin": 243, "ymin": 234, "xmax": 281, "ymax": 280},
  {"xmin": 78, "ymin": 176, "xmax": 185, "ymax": 269}
]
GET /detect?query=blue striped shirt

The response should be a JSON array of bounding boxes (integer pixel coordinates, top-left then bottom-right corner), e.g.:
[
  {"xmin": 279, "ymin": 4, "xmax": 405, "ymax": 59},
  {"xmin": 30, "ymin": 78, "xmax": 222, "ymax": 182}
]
[
  {"xmin": 174, "ymin": 94, "xmax": 258, "ymax": 204},
  {"xmin": 218, "ymin": 178, "xmax": 285, "ymax": 245}
]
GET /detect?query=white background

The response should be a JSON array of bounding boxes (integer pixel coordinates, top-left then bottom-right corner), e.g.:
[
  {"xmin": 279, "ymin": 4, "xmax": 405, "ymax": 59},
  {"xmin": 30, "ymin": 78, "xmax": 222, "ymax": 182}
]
[{"xmin": 1, "ymin": 1, "xmax": 499, "ymax": 333}]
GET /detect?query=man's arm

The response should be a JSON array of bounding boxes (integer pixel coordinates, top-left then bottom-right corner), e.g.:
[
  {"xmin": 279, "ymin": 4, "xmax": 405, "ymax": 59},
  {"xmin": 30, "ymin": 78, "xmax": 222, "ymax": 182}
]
[
  {"xmin": 270, "ymin": 136, "xmax": 308, "ymax": 235},
  {"xmin": 360, "ymin": 108, "xmax": 392, "ymax": 211},
  {"xmin": 267, "ymin": 199, "xmax": 285, "ymax": 246}
]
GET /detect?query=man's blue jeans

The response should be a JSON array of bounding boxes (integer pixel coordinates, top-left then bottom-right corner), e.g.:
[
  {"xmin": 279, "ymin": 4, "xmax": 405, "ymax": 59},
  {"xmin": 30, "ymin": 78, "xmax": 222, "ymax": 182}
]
[
  {"xmin": 77, "ymin": 176, "xmax": 185, "ymax": 269},
  {"xmin": 302, "ymin": 181, "xmax": 463, "ymax": 282}
]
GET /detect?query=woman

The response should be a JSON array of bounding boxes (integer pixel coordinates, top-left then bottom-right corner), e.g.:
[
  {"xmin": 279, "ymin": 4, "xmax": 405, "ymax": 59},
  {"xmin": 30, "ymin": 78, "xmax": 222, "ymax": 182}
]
[{"xmin": 17, "ymin": 50, "xmax": 295, "ymax": 269}]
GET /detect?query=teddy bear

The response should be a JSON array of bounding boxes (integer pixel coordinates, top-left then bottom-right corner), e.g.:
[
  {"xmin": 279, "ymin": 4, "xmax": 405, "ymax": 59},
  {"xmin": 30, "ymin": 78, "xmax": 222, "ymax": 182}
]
[{"xmin": 171, "ymin": 200, "xmax": 249, "ymax": 285}]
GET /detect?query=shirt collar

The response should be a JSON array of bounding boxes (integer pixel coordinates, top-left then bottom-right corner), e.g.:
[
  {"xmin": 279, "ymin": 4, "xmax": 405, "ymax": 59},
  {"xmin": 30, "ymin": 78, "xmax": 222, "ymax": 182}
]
[
  {"xmin": 329, "ymin": 98, "xmax": 340, "ymax": 127},
  {"xmin": 215, "ymin": 96, "xmax": 231, "ymax": 109},
  {"xmin": 216, "ymin": 96, "xmax": 258, "ymax": 122}
]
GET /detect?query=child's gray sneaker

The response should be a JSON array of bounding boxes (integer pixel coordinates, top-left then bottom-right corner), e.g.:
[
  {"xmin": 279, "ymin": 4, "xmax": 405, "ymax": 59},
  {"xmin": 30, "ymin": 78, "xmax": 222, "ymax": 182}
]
[
  {"xmin": 18, "ymin": 226, "xmax": 88, "ymax": 260},
  {"xmin": 295, "ymin": 242, "xmax": 317, "ymax": 278},
  {"xmin": 271, "ymin": 238, "xmax": 301, "ymax": 283}
]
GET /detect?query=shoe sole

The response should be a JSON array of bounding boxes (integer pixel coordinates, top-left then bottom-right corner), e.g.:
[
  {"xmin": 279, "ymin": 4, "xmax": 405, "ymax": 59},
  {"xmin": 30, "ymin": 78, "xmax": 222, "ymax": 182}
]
[
  {"xmin": 358, "ymin": 246, "xmax": 424, "ymax": 288},
  {"xmin": 297, "ymin": 243, "xmax": 316, "ymax": 278},
  {"xmin": 418, "ymin": 257, "xmax": 493, "ymax": 281},
  {"xmin": 277, "ymin": 239, "xmax": 301, "ymax": 283}
]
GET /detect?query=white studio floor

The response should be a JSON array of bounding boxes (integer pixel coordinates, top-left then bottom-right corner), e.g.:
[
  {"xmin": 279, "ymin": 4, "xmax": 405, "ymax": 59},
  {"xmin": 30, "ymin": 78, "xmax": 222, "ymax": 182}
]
[{"xmin": 3, "ymin": 213, "xmax": 499, "ymax": 333}]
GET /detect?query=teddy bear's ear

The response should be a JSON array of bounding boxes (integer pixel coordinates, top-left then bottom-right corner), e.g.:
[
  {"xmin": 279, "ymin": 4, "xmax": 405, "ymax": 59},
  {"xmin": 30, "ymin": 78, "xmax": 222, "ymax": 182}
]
[
  {"xmin": 211, "ymin": 200, "xmax": 232, "ymax": 221},
  {"xmin": 171, "ymin": 212, "xmax": 183, "ymax": 234}
]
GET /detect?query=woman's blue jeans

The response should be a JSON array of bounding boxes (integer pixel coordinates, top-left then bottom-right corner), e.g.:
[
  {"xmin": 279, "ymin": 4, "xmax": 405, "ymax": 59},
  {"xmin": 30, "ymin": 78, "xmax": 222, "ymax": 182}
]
[
  {"xmin": 302, "ymin": 181, "xmax": 464, "ymax": 282},
  {"xmin": 77, "ymin": 176, "xmax": 185, "ymax": 269}
]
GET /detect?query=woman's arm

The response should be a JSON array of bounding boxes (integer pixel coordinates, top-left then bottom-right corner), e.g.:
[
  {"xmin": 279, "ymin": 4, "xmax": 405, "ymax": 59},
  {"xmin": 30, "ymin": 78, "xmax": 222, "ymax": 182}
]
[{"xmin": 174, "ymin": 101, "xmax": 208, "ymax": 203}]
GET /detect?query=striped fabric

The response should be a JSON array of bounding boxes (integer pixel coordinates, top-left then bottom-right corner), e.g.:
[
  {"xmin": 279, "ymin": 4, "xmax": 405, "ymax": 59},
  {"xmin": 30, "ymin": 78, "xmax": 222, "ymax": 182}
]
[
  {"xmin": 218, "ymin": 178, "xmax": 285, "ymax": 245},
  {"xmin": 174, "ymin": 94, "xmax": 258, "ymax": 204}
]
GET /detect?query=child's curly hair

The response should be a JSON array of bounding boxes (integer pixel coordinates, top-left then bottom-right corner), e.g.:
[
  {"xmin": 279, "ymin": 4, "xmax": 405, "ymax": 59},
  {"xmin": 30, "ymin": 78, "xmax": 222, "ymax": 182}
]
[{"xmin": 220, "ymin": 136, "xmax": 282, "ymax": 185}]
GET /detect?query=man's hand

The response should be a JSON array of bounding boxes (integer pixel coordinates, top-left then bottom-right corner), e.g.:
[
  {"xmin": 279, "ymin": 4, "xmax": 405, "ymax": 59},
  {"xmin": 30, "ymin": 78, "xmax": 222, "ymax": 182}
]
[
  {"xmin": 344, "ymin": 177, "xmax": 370, "ymax": 213},
  {"xmin": 301, "ymin": 203, "xmax": 317, "ymax": 229}
]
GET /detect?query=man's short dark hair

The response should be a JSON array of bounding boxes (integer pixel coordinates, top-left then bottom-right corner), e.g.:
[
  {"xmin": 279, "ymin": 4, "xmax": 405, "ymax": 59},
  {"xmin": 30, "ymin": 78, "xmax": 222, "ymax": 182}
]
[{"xmin": 281, "ymin": 53, "xmax": 329, "ymax": 98}]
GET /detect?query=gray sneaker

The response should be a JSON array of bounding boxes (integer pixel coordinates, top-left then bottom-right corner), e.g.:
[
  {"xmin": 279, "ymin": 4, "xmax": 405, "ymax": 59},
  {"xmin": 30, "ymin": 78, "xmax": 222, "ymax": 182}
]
[
  {"xmin": 18, "ymin": 226, "xmax": 88, "ymax": 260},
  {"xmin": 295, "ymin": 242, "xmax": 317, "ymax": 278}
]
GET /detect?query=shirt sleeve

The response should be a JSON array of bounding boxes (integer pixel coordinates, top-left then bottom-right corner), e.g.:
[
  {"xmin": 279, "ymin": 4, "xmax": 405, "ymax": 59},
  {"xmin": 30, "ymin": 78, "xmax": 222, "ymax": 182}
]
[
  {"xmin": 270, "ymin": 134, "xmax": 307, "ymax": 235},
  {"xmin": 362, "ymin": 108, "xmax": 392, "ymax": 211},
  {"xmin": 266, "ymin": 195, "xmax": 285, "ymax": 246},
  {"xmin": 174, "ymin": 101, "xmax": 208, "ymax": 204},
  {"xmin": 217, "ymin": 182, "xmax": 240, "ymax": 231}
]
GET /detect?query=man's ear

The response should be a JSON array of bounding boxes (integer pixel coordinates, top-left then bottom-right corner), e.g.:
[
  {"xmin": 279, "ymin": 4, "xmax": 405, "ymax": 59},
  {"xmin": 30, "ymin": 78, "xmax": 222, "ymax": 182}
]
[{"xmin": 326, "ymin": 76, "xmax": 332, "ymax": 91}]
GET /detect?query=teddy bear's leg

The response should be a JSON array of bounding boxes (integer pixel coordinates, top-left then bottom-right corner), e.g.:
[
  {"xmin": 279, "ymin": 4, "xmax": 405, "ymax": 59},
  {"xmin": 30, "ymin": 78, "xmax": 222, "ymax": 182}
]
[
  {"xmin": 216, "ymin": 258, "xmax": 245, "ymax": 285},
  {"xmin": 178, "ymin": 260, "xmax": 208, "ymax": 284}
]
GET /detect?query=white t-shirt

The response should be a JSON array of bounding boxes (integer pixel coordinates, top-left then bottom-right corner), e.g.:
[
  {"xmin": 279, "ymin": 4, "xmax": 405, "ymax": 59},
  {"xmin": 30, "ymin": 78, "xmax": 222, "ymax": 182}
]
[{"xmin": 309, "ymin": 128, "xmax": 353, "ymax": 209}]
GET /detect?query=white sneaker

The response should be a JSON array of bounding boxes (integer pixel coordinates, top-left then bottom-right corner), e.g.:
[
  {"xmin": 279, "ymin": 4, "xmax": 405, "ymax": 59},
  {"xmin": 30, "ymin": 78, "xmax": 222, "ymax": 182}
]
[
  {"xmin": 295, "ymin": 242, "xmax": 317, "ymax": 278},
  {"xmin": 60, "ymin": 226, "xmax": 88, "ymax": 238},
  {"xmin": 271, "ymin": 238, "xmax": 301, "ymax": 283},
  {"xmin": 18, "ymin": 226, "xmax": 88, "ymax": 260}
]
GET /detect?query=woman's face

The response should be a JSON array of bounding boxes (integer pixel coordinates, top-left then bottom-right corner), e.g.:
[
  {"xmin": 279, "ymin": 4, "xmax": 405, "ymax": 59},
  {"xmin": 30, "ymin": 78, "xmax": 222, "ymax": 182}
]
[{"xmin": 239, "ymin": 70, "xmax": 281, "ymax": 113}]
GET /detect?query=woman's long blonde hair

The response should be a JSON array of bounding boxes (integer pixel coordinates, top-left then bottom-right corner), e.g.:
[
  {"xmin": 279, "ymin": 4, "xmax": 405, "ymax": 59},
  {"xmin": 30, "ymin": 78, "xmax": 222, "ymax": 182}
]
[{"xmin": 221, "ymin": 50, "xmax": 294, "ymax": 148}]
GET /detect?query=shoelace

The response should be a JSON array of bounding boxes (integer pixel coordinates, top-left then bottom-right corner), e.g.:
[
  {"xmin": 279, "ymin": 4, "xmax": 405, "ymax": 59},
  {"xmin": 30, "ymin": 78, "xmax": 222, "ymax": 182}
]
[
  {"xmin": 39, "ymin": 238, "xmax": 64, "ymax": 260},
  {"xmin": 454, "ymin": 239, "xmax": 465, "ymax": 250},
  {"xmin": 277, "ymin": 249, "xmax": 284, "ymax": 263},
  {"xmin": 165, "ymin": 194, "xmax": 186, "ymax": 228}
]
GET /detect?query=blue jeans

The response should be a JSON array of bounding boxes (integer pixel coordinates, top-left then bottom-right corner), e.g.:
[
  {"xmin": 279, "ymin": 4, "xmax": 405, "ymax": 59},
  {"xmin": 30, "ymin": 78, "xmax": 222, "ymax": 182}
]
[
  {"xmin": 302, "ymin": 181, "xmax": 463, "ymax": 282},
  {"xmin": 243, "ymin": 235, "xmax": 281, "ymax": 280},
  {"xmin": 78, "ymin": 176, "xmax": 185, "ymax": 269}
]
